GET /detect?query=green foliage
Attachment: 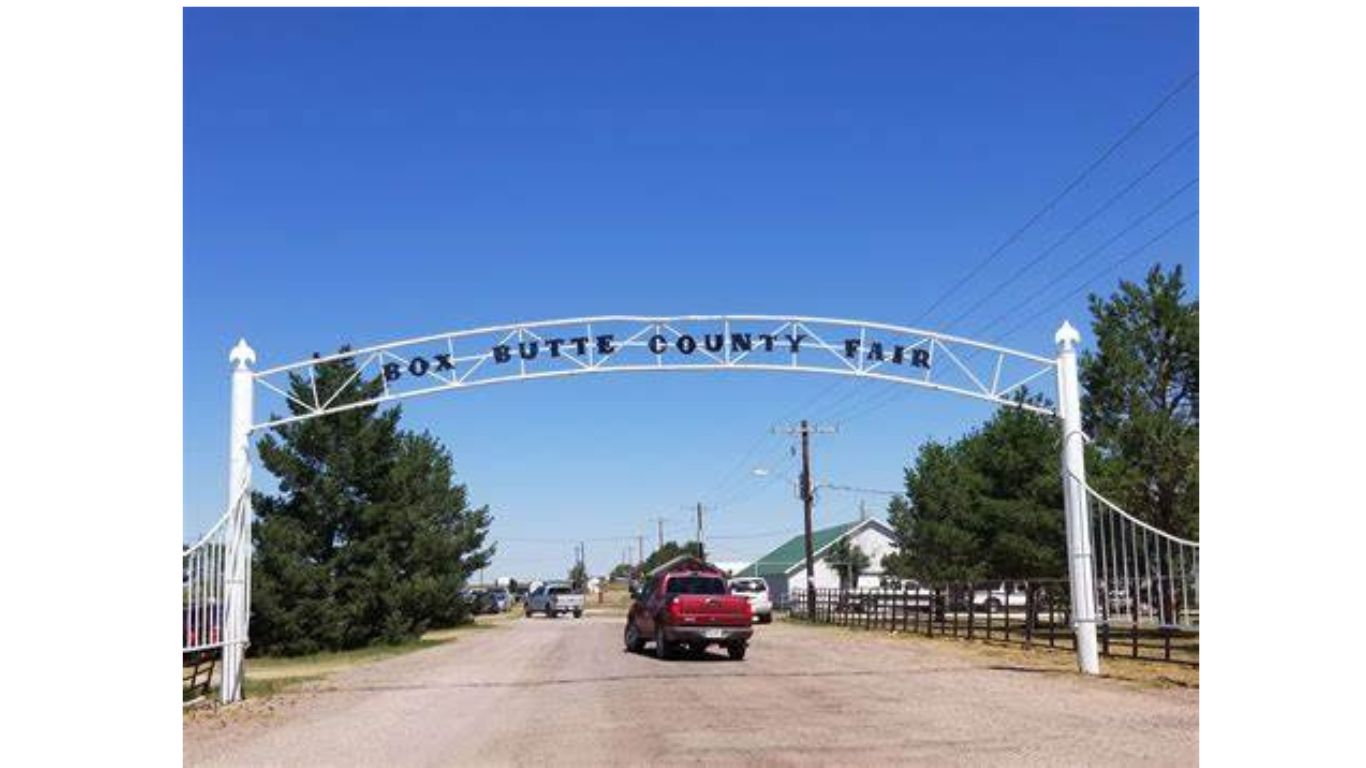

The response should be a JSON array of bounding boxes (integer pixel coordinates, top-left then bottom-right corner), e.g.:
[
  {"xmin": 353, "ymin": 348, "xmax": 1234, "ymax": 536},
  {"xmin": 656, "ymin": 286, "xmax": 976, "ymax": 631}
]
[
  {"xmin": 884, "ymin": 393, "xmax": 1067, "ymax": 583},
  {"xmin": 1081, "ymin": 264, "xmax": 1199, "ymax": 539},
  {"xmin": 826, "ymin": 537, "xmax": 870, "ymax": 590},
  {"xmin": 250, "ymin": 350, "xmax": 494, "ymax": 656},
  {"xmin": 568, "ymin": 560, "xmax": 588, "ymax": 590},
  {"xmin": 640, "ymin": 540, "xmax": 702, "ymax": 573},
  {"xmin": 609, "ymin": 562, "xmax": 635, "ymax": 579}
]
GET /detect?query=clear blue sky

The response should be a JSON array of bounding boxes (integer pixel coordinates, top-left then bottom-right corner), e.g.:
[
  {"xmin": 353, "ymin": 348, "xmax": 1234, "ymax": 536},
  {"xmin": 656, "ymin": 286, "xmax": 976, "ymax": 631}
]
[{"xmin": 184, "ymin": 7, "xmax": 1198, "ymax": 580}]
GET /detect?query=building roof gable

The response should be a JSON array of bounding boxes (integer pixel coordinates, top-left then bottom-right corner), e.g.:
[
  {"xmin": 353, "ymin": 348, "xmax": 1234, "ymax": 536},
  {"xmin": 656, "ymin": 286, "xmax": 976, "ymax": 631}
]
[{"xmin": 730, "ymin": 521, "xmax": 859, "ymax": 579}]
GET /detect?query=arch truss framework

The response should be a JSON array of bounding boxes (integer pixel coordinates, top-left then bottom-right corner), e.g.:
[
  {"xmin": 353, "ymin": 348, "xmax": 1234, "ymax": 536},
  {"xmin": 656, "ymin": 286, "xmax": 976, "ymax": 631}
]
[
  {"xmin": 189, "ymin": 315, "xmax": 1122, "ymax": 704},
  {"xmin": 247, "ymin": 316, "xmax": 1062, "ymax": 430}
]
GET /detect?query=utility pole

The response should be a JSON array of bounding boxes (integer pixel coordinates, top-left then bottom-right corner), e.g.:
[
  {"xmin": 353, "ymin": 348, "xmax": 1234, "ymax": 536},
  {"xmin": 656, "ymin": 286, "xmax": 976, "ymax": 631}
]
[
  {"xmin": 637, "ymin": 535, "xmax": 644, "ymax": 566},
  {"xmin": 695, "ymin": 502, "xmax": 705, "ymax": 562},
  {"xmin": 656, "ymin": 516, "xmax": 666, "ymax": 550},
  {"xmin": 778, "ymin": 420, "xmax": 837, "ymax": 620}
]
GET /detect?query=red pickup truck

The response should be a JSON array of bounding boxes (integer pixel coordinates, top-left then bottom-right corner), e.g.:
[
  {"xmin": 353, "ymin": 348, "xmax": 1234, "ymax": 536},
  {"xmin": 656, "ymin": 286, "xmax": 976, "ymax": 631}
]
[{"xmin": 624, "ymin": 568, "xmax": 754, "ymax": 660}]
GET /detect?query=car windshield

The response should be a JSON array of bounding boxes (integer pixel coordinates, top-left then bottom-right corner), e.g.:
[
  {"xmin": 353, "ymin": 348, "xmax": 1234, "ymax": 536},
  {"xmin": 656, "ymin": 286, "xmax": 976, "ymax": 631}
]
[
  {"xmin": 730, "ymin": 580, "xmax": 765, "ymax": 593},
  {"xmin": 667, "ymin": 576, "xmax": 726, "ymax": 595}
]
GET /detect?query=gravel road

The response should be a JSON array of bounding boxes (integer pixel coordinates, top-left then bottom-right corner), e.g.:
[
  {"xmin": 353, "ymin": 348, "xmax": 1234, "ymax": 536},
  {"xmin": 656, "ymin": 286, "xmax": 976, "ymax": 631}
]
[{"xmin": 184, "ymin": 614, "xmax": 1197, "ymax": 766}]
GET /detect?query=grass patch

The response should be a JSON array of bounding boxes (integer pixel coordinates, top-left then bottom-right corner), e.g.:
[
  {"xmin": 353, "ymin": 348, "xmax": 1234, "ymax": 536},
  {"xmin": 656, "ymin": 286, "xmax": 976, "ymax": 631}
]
[
  {"xmin": 245, "ymin": 636, "xmax": 447, "ymax": 681},
  {"xmin": 778, "ymin": 615, "xmax": 1199, "ymax": 689},
  {"xmin": 187, "ymin": 617, "xmax": 503, "ymax": 710},
  {"xmin": 245, "ymin": 619, "xmax": 500, "ymax": 681}
]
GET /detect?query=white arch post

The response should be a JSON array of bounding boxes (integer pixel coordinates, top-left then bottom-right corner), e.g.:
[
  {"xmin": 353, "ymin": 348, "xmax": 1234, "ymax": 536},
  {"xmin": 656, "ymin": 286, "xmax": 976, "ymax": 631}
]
[
  {"xmin": 204, "ymin": 316, "xmax": 1106, "ymax": 704},
  {"xmin": 221, "ymin": 339, "xmax": 256, "ymax": 703},
  {"xmin": 1055, "ymin": 321, "xmax": 1100, "ymax": 675}
]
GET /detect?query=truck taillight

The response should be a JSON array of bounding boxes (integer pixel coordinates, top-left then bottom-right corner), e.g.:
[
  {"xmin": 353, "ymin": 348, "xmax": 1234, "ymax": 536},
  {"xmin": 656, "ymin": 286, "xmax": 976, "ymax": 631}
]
[{"xmin": 667, "ymin": 598, "xmax": 685, "ymax": 620}]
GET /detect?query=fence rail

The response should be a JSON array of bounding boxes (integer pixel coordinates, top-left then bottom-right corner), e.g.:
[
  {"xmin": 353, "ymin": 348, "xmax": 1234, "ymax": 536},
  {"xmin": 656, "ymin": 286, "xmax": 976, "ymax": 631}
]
[
  {"xmin": 787, "ymin": 581, "xmax": 1198, "ymax": 666},
  {"xmin": 182, "ymin": 514, "xmax": 228, "ymax": 655}
]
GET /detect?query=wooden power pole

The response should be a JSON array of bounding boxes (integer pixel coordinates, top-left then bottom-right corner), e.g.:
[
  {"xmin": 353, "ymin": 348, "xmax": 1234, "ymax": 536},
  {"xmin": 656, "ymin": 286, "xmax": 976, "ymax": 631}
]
[
  {"xmin": 799, "ymin": 420, "xmax": 816, "ymax": 619},
  {"xmin": 779, "ymin": 420, "xmax": 837, "ymax": 620},
  {"xmin": 696, "ymin": 502, "xmax": 705, "ymax": 562}
]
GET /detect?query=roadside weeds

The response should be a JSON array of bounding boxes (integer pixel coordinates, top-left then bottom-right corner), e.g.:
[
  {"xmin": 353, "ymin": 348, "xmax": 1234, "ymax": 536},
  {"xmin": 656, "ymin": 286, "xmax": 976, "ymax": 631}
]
[
  {"xmin": 777, "ymin": 616, "xmax": 1199, "ymax": 689},
  {"xmin": 184, "ymin": 617, "xmax": 505, "ymax": 721}
]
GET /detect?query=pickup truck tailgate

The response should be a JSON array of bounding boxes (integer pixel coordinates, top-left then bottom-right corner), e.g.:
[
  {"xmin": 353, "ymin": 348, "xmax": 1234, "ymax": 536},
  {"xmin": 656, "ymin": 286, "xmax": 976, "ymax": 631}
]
[{"xmin": 669, "ymin": 595, "xmax": 751, "ymax": 626}]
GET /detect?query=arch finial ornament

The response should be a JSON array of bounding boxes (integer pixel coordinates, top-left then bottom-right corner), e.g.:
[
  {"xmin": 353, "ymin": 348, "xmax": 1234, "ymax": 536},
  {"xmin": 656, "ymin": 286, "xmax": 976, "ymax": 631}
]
[{"xmin": 229, "ymin": 338, "xmax": 256, "ymax": 370}]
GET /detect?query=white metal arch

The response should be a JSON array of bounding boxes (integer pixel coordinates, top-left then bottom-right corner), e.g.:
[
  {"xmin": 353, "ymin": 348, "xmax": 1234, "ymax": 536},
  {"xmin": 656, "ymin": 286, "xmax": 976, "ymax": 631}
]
[
  {"xmin": 195, "ymin": 315, "xmax": 1102, "ymax": 704},
  {"xmin": 246, "ymin": 315, "xmax": 1062, "ymax": 431}
]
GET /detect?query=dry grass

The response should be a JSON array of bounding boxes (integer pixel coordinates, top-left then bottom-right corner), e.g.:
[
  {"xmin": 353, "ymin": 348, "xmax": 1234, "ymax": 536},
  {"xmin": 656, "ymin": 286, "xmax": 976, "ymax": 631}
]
[
  {"xmin": 781, "ymin": 616, "xmax": 1199, "ymax": 689},
  {"xmin": 188, "ymin": 616, "xmax": 505, "ymax": 709},
  {"xmin": 586, "ymin": 582, "xmax": 634, "ymax": 613},
  {"xmin": 246, "ymin": 619, "xmax": 502, "ymax": 680}
]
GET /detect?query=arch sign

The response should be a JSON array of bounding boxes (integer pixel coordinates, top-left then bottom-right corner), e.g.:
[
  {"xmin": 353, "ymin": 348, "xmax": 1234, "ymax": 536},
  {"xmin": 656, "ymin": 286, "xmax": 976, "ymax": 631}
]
[{"xmin": 201, "ymin": 315, "xmax": 1098, "ymax": 703}]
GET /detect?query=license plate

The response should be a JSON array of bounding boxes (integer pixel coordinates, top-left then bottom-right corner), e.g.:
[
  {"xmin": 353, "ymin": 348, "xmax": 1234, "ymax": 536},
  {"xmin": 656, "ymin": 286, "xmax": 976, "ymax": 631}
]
[{"xmin": 704, "ymin": 629, "xmax": 726, "ymax": 639}]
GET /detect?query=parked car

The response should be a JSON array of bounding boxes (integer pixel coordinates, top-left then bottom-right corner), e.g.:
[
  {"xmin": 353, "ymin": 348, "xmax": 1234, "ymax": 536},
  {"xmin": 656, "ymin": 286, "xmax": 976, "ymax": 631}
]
[
  {"xmin": 625, "ymin": 567, "xmax": 753, "ymax": 660},
  {"xmin": 971, "ymin": 581, "xmax": 1042, "ymax": 612},
  {"xmin": 525, "ymin": 582, "xmax": 585, "ymax": 618},
  {"xmin": 486, "ymin": 588, "xmax": 511, "ymax": 613},
  {"xmin": 460, "ymin": 588, "xmax": 486, "ymax": 612},
  {"xmin": 727, "ymin": 577, "xmax": 773, "ymax": 624}
]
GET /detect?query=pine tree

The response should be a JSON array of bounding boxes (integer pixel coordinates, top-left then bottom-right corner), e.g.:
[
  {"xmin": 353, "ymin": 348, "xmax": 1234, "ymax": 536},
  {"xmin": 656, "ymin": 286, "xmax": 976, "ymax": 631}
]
[
  {"xmin": 250, "ymin": 350, "xmax": 493, "ymax": 655},
  {"xmin": 884, "ymin": 393, "xmax": 1066, "ymax": 583},
  {"xmin": 1081, "ymin": 264, "xmax": 1199, "ymax": 538},
  {"xmin": 826, "ymin": 537, "xmax": 870, "ymax": 590}
]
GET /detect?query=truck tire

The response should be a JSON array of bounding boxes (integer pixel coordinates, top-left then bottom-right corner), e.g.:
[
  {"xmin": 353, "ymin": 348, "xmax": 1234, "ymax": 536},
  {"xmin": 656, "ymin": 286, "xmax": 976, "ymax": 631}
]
[
  {"xmin": 727, "ymin": 641, "xmax": 747, "ymax": 661},
  {"xmin": 573, "ymin": 609, "xmax": 583, "ymax": 619},
  {"xmin": 546, "ymin": 606, "xmax": 555, "ymax": 618},
  {"xmin": 654, "ymin": 625, "xmax": 672, "ymax": 660},
  {"xmin": 624, "ymin": 622, "xmax": 646, "ymax": 653}
]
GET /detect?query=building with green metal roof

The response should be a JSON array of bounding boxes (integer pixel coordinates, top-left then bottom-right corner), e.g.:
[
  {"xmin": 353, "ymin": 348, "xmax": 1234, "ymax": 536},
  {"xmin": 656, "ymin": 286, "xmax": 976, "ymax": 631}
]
[{"xmin": 729, "ymin": 518, "xmax": 898, "ymax": 604}]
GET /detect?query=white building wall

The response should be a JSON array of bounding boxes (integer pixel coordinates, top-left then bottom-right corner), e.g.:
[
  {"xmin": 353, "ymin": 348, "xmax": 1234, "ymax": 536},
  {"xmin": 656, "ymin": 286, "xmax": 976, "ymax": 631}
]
[{"xmin": 785, "ymin": 523, "xmax": 899, "ymax": 595}]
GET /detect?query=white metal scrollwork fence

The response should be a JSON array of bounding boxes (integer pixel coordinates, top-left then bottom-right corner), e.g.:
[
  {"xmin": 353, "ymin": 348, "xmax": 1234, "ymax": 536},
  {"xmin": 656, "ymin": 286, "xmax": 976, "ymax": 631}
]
[
  {"xmin": 182, "ymin": 512, "xmax": 227, "ymax": 654},
  {"xmin": 183, "ymin": 480, "xmax": 253, "ymax": 657},
  {"xmin": 1085, "ymin": 478, "xmax": 1199, "ymax": 630}
]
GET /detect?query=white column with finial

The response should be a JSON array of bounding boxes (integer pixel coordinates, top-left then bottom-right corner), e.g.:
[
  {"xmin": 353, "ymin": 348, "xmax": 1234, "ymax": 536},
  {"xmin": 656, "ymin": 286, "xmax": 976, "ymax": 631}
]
[
  {"xmin": 221, "ymin": 339, "xmax": 256, "ymax": 703},
  {"xmin": 1056, "ymin": 321, "xmax": 1100, "ymax": 675}
]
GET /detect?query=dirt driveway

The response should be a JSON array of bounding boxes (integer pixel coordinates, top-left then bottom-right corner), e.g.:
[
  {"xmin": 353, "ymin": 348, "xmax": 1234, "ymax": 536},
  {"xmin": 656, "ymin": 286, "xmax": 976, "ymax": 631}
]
[{"xmin": 184, "ymin": 615, "xmax": 1197, "ymax": 766}]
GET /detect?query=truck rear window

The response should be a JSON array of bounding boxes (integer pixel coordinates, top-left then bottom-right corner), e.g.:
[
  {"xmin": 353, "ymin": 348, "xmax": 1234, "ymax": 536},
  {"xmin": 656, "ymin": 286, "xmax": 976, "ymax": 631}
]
[{"xmin": 666, "ymin": 576, "xmax": 726, "ymax": 595}]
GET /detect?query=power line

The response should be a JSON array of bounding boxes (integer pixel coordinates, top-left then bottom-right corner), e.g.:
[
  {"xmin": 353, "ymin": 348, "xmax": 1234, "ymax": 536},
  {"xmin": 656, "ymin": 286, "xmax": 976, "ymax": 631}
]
[
  {"xmin": 993, "ymin": 208, "xmax": 1199, "ymax": 343},
  {"xmin": 708, "ymin": 527, "xmax": 804, "ymax": 540},
  {"xmin": 941, "ymin": 130, "xmax": 1199, "ymax": 332},
  {"xmin": 913, "ymin": 71, "xmax": 1199, "ymax": 327},
  {"xmin": 498, "ymin": 534, "xmax": 640, "ymax": 544},
  {"xmin": 969, "ymin": 177, "xmax": 1199, "ymax": 341},
  {"xmin": 796, "ymin": 81, "xmax": 1199, "ymax": 432},
  {"xmin": 819, "ymin": 483, "xmax": 903, "ymax": 497},
  {"xmin": 696, "ymin": 375, "xmax": 875, "ymax": 509}
]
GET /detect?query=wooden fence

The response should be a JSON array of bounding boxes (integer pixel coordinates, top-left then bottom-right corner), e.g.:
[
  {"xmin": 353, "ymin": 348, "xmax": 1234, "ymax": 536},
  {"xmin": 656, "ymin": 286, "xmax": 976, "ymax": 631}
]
[{"xmin": 786, "ymin": 580, "xmax": 1198, "ymax": 666}]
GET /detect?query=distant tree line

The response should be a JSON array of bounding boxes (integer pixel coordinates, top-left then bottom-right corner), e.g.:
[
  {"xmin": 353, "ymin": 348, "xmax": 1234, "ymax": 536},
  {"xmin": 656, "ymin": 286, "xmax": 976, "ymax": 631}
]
[
  {"xmin": 249, "ymin": 351, "xmax": 494, "ymax": 656},
  {"xmin": 883, "ymin": 264, "xmax": 1199, "ymax": 583}
]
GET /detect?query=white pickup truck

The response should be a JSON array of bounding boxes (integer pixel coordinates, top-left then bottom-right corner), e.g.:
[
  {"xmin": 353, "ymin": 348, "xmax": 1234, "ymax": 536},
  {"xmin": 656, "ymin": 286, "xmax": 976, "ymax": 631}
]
[{"xmin": 525, "ymin": 582, "xmax": 585, "ymax": 618}]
